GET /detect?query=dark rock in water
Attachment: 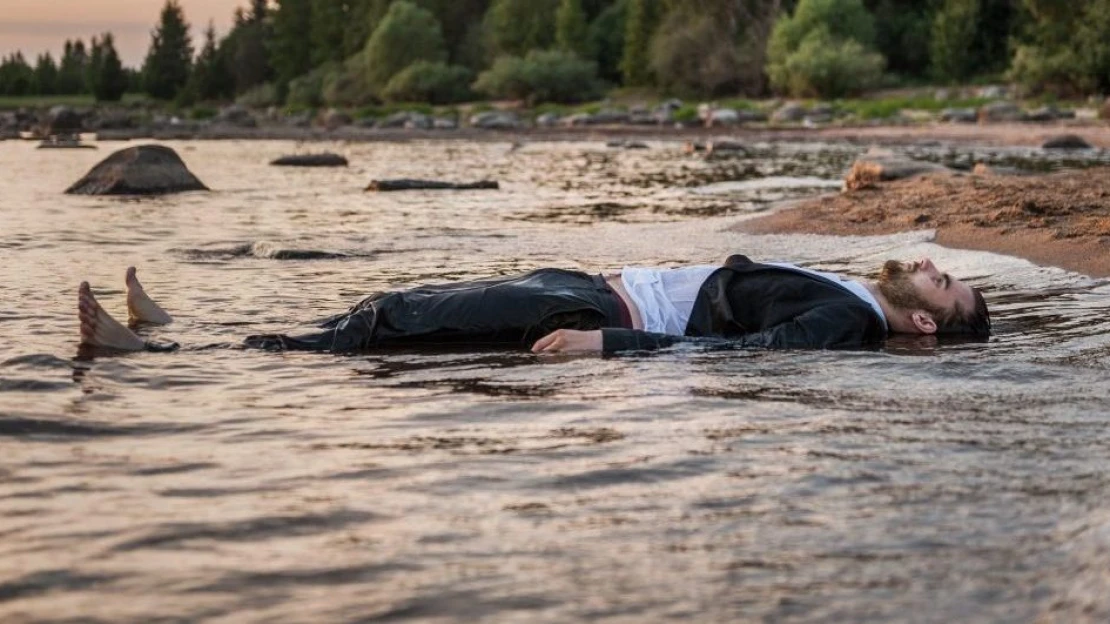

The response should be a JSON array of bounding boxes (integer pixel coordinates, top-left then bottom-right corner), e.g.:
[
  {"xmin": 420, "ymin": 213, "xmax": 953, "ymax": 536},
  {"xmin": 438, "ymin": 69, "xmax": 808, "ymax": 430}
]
[
  {"xmin": 606, "ymin": 140, "xmax": 648, "ymax": 149},
  {"xmin": 65, "ymin": 145, "xmax": 209, "ymax": 195},
  {"xmin": 366, "ymin": 179, "xmax": 500, "ymax": 192},
  {"xmin": 38, "ymin": 136, "xmax": 96, "ymax": 149},
  {"xmin": 1042, "ymin": 134, "xmax": 1092, "ymax": 150},
  {"xmin": 270, "ymin": 153, "xmax": 349, "ymax": 167},
  {"xmin": 46, "ymin": 106, "xmax": 83, "ymax": 134}
]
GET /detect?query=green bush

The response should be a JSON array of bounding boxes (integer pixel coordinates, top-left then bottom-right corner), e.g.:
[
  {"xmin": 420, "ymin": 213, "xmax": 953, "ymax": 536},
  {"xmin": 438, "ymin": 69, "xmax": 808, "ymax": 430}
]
[
  {"xmin": 286, "ymin": 64, "xmax": 335, "ymax": 109},
  {"xmin": 358, "ymin": 1, "xmax": 447, "ymax": 92},
  {"xmin": 381, "ymin": 61, "xmax": 474, "ymax": 104},
  {"xmin": 189, "ymin": 106, "xmax": 217, "ymax": 120},
  {"xmin": 235, "ymin": 82, "xmax": 279, "ymax": 108},
  {"xmin": 473, "ymin": 49, "xmax": 601, "ymax": 104},
  {"xmin": 767, "ymin": 0, "xmax": 886, "ymax": 98},
  {"xmin": 772, "ymin": 27, "xmax": 884, "ymax": 97},
  {"xmin": 649, "ymin": 12, "xmax": 744, "ymax": 96},
  {"xmin": 931, "ymin": 0, "xmax": 979, "ymax": 83}
]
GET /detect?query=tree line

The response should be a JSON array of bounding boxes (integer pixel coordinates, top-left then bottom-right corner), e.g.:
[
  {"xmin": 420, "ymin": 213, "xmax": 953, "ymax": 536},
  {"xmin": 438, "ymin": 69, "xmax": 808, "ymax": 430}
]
[{"xmin": 3, "ymin": 0, "xmax": 1110, "ymax": 104}]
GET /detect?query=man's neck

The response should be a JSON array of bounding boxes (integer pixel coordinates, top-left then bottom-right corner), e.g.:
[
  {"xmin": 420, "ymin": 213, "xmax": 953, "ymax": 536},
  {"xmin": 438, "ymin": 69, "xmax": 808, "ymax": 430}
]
[{"xmin": 863, "ymin": 281, "xmax": 914, "ymax": 334}]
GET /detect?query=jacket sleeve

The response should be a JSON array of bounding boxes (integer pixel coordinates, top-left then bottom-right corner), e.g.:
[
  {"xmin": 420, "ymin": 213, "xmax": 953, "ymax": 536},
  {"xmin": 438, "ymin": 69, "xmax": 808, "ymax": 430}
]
[{"xmin": 602, "ymin": 304, "xmax": 879, "ymax": 353}]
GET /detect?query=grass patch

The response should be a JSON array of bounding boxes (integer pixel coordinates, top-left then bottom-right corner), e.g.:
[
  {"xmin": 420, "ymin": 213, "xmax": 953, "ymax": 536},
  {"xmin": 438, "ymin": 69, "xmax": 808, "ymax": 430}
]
[
  {"xmin": 836, "ymin": 96, "xmax": 993, "ymax": 119},
  {"xmin": 0, "ymin": 93, "xmax": 149, "ymax": 110}
]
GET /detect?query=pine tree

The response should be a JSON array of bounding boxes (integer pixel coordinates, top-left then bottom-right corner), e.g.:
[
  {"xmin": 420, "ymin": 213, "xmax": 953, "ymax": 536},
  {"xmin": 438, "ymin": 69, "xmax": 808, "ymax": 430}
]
[
  {"xmin": 91, "ymin": 33, "xmax": 128, "ymax": 101},
  {"xmin": 484, "ymin": 0, "xmax": 560, "ymax": 57},
  {"xmin": 57, "ymin": 40, "xmax": 89, "ymax": 94},
  {"xmin": 931, "ymin": 0, "xmax": 979, "ymax": 82},
  {"xmin": 249, "ymin": 0, "xmax": 269, "ymax": 23},
  {"xmin": 33, "ymin": 53, "xmax": 59, "ymax": 95},
  {"xmin": 310, "ymin": 0, "xmax": 348, "ymax": 66},
  {"xmin": 270, "ymin": 0, "xmax": 314, "ymax": 93},
  {"xmin": 142, "ymin": 0, "xmax": 194, "ymax": 100},
  {"xmin": 621, "ymin": 0, "xmax": 660, "ymax": 86},
  {"xmin": 556, "ymin": 0, "xmax": 591, "ymax": 58},
  {"xmin": 186, "ymin": 23, "xmax": 234, "ymax": 101}
]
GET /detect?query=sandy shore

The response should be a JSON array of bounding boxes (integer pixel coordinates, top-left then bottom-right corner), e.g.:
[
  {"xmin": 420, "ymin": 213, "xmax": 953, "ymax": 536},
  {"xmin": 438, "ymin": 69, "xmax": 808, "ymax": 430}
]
[{"xmin": 738, "ymin": 167, "xmax": 1110, "ymax": 277}]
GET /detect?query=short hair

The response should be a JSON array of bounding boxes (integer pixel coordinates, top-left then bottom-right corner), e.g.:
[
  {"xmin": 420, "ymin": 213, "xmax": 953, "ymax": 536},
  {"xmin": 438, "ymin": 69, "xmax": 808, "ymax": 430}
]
[{"xmin": 933, "ymin": 287, "xmax": 991, "ymax": 339}]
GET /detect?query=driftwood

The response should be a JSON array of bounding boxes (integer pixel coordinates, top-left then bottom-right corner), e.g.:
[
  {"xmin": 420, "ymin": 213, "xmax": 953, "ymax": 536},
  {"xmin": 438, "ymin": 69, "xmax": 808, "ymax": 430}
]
[
  {"xmin": 65, "ymin": 145, "xmax": 208, "ymax": 195},
  {"xmin": 365, "ymin": 179, "xmax": 500, "ymax": 192},
  {"xmin": 270, "ymin": 153, "xmax": 349, "ymax": 167},
  {"xmin": 843, "ymin": 152, "xmax": 951, "ymax": 192},
  {"xmin": 1042, "ymin": 134, "xmax": 1093, "ymax": 150}
]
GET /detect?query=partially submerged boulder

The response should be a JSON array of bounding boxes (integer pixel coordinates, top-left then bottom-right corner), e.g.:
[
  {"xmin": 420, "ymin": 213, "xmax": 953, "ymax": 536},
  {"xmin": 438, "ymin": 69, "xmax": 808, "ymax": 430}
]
[
  {"xmin": 844, "ymin": 152, "xmax": 951, "ymax": 191},
  {"xmin": 65, "ymin": 145, "xmax": 209, "ymax": 195},
  {"xmin": 270, "ymin": 153, "xmax": 349, "ymax": 167},
  {"xmin": 45, "ymin": 106, "xmax": 83, "ymax": 135},
  {"xmin": 366, "ymin": 179, "xmax": 499, "ymax": 192},
  {"xmin": 1042, "ymin": 134, "xmax": 1093, "ymax": 150}
]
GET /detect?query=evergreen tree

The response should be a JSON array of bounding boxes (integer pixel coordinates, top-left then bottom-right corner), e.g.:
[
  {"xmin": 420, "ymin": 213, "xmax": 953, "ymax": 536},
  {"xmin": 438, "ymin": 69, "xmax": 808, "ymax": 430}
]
[
  {"xmin": 249, "ymin": 0, "xmax": 269, "ymax": 23},
  {"xmin": 0, "ymin": 53, "xmax": 35, "ymax": 95},
  {"xmin": 186, "ymin": 22, "xmax": 234, "ymax": 101},
  {"xmin": 310, "ymin": 0, "xmax": 349, "ymax": 66},
  {"xmin": 57, "ymin": 40, "xmax": 89, "ymax": 94},
  {"xmin": 86, "ymin": 36, "xmax": 105, "ymax": 95},
  {"xmin": 931, "ymin": 0, "xmax": 979, "ymax": 82},
  {"xmin": 484, "ymin": 0, "xmax": 560, "ymax": 58},
  {"xmin": 221, "ymin": 8, "xmax": 273, "ymax": 93},
  {"xmin": 556, "ymin": 0, "xmax": 591, "ymax": 57},
  {"xmin": 588, "ymin": 0, "xmax": 626, "ymax": 83},
  {"xmin": 359, "ymin": 1, "xmax": 448, "ymax": 90},
  {"xmin": 864, "ymin": 0, "xmax": 935, "ymax": 80},
  {"xmin": 621, "ymin": 0, "xmax": 660, "ymax": 86},
  {"xmin": 142, "ymin": 0, "xmax": 194, "ymax": 100},
  {"xmin": 270, "ymin": 0, "xmax": 314, "ymax": 93},
  {"xmin": 33, "ymin": 53, "xmax": 59, "ymax": 95},
  {"xmin": 91, "ymin": 34, "xmax": 129, "ymax": 101}
]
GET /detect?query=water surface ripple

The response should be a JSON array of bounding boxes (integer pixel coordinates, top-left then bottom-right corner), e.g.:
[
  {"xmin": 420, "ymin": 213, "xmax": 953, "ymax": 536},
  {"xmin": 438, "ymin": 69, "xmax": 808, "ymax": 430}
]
[{"xmin": 2, "ymin": 139, "xmax": 1110, "ymax": 622}]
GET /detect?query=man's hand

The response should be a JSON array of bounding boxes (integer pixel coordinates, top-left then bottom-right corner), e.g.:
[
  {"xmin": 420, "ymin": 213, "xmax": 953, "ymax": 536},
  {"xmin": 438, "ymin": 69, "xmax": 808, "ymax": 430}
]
[{"xmin": 531, "ymin": 329, "xmax": 603, "ymax": 354}]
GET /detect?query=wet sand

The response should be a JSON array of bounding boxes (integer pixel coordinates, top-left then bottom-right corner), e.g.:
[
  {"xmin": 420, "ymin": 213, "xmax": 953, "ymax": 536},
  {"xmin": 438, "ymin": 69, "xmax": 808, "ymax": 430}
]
[{"xmin": 738, "ymin": 167, "xmax": 1110, "ymax": 277}]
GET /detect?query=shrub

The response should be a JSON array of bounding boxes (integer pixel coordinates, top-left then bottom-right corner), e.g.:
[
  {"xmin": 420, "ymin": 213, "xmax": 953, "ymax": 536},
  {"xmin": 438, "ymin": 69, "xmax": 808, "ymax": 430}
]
[
  {"xmin": 931, "ymin": 0, "xmax": 979, "ymax": 83},
  {"xmin": 767, "ymin": 0, "xmax": 886, "ymax": 98},
  {"xmin": 381, "ymin": 61, "xmax": 474, "ymax": 104},
  {"xmin": 772, "ymin": 27, "xmax": 884, "ymax": 97},
  {"xmin": 286, "ymin": 63, "xmax": 336, "ymax": 109},
  {"xmin": 357, "ymin": 1, "xmax": 446, "ymax": 92},
  {"xmin": 649, "ymin": 13, "xmax": 743, "ymax": 97},
  {"xmin": 235, "ymin": 82, "xmax": 279, "ymax": 108},
  {"xmin": 473, "ymin": 49, "xmax": 601, "ymax": 104}
]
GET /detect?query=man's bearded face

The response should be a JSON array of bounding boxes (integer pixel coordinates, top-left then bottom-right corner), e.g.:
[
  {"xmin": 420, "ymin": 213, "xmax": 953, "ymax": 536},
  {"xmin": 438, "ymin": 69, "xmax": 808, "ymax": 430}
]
[{"xmin": 878, "ymin": 260, "xmax": 941, "ymax": 315}]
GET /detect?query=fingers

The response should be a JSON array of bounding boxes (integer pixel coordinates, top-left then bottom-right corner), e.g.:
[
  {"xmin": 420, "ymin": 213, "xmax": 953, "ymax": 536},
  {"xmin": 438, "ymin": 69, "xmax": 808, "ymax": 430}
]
[{"xmin": 531, "ymin": 329, "xmax": 565, "ymax": 353}]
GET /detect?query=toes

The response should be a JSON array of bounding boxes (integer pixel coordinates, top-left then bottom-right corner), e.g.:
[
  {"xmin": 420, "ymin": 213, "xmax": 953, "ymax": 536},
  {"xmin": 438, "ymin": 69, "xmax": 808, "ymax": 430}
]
[{"xmin": 126, "ymin": 266, "xmax": 137, "ymax": 286}]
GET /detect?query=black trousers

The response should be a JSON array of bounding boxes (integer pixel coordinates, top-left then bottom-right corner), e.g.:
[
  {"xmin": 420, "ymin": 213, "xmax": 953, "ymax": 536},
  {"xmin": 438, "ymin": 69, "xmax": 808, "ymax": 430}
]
[{"xmin": 244, "ymin": 269, "xmax": 627, "ymax": 352}]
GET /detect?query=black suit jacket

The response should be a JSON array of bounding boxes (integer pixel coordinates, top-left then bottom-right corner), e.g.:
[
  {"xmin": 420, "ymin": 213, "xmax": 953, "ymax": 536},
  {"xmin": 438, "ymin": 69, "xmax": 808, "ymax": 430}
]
[{"xmin": 602, "ymin": 254, "xmax": 888, "ymax": 352}]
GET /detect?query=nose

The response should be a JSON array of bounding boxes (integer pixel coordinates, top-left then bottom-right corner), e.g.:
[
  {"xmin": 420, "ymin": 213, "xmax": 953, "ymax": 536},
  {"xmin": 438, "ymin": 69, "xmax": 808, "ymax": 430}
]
[{"xmin": 918, "ymin": 258, "xmax": 938, "ymax": 275}]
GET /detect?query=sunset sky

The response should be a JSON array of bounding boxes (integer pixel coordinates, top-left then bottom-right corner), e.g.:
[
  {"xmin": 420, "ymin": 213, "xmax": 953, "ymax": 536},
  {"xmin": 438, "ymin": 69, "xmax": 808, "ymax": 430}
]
[{"xmin": 1, "ymin": 1, "xmax": 244, "ymax": 67}]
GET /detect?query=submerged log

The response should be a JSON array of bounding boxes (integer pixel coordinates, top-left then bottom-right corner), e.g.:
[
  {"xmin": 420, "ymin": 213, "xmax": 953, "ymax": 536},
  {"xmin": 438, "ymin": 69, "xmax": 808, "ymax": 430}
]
[
  {"xmin": 65, "ymin": 145, "xmax": 208, "ymax": 195},
  {"xmin": 270, "ymin": 153, "xmax": 349, "ymax": 167},
  {"xmin": 365, "ymin": 179, "xmax": 500, "ymax": 192}
]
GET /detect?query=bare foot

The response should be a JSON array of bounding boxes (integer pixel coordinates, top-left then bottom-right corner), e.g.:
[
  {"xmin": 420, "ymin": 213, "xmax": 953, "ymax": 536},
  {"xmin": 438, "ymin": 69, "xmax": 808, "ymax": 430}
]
[
  {"xmin": 126, "ymin": 267, "xmax": 173, "ymax": 325},
  {"xmin": 79, "ymin": 282, "xmax": 146, "ymax": 351}
]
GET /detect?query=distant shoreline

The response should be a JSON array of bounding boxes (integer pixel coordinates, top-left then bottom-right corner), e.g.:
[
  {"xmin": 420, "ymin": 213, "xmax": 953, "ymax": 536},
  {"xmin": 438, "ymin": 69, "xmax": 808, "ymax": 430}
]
[{"xmin": 5, "ymin": 121, "xmax": 1110, "ymax": 149}]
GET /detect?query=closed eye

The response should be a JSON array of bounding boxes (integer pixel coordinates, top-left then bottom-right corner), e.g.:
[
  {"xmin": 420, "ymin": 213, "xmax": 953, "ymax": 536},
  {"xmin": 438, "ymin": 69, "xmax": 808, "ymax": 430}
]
[{"xmin": 943, "ymin": 274, "xmax": 951, "ymax": 290}]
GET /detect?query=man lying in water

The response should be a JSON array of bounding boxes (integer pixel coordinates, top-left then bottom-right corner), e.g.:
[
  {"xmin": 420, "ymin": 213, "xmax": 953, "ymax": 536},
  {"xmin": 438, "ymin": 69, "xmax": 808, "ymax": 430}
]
[{"xmin": 79, "ymin": 255, "xmax": 990, "ymax": 355}]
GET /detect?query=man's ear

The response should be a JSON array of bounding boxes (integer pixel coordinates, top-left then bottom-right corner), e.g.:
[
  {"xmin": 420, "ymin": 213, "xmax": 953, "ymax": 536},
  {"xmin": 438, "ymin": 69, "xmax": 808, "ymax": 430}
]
[{"xmin": 911, "ymin": 311, "xmax": 937, "ymax": 335}]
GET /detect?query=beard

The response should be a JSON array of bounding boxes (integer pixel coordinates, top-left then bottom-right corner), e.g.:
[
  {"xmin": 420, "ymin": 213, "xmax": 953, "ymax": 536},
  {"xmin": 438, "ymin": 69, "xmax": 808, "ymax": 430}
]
[{"xmin": 878, "ymin": 260, "xmax": 939, "ymax": 314}]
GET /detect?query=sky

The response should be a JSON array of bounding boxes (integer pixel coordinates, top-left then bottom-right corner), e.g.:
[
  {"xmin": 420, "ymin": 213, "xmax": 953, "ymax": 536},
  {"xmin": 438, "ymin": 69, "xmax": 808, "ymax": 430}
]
[{"xmin": 0, "ymin": 0, "xmax": 244, "ymax": 67}]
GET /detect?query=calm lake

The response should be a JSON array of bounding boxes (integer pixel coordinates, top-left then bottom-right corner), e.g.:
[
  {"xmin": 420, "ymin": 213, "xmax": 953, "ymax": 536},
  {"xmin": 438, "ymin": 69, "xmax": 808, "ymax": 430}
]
[{"xmin": 3, "ymin": 138, "xmax": 1110, "ymax": 622}]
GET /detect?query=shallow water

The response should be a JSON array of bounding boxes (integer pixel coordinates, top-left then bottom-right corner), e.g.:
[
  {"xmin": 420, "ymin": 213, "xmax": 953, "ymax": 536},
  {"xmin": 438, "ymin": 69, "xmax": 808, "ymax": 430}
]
[{"xmin": 3, "ymin": 139, "xmax": 1110, "ymax": 623}]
